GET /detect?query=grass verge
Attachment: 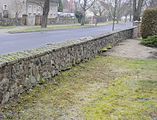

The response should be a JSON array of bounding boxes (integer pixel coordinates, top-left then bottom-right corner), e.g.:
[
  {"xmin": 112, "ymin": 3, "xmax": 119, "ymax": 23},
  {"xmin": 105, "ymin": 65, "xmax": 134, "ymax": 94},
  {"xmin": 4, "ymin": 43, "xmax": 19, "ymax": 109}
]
[
  {"xmin": 0, "ymin": 26, "xmax": 16, "ymax": 29},
  {"xmin": 8, "ymin": 24, "xmax": 92, "ymax": 34},
  {"xmin": 8, "ymin": 22, "xmax": 113, "ymax": 34}
]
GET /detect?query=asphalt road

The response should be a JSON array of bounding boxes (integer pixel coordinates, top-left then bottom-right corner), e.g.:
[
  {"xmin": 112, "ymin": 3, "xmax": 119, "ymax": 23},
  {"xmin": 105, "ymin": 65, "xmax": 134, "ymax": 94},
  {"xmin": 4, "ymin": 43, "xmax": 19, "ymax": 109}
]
[{"xmin": 0, "ymin": 23, "xmax": 132, "ymax": 55}]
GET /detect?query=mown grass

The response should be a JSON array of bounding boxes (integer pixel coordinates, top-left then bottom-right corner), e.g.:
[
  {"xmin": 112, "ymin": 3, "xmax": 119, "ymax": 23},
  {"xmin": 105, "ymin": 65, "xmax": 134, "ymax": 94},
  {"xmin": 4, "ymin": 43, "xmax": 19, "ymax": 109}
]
[
  {"xmin": 1, "ymin": 56, "xmax": 157, "ymax": 120},
  {"xmin": 84, "ymin": 77, "xmax": 157, "ymax": 120},
  {"xmin": 84, "ymin": 57, "xmax": 157, "ymax": 120},
  {"xmin": 8, "ymin": 24, "xmax": 92, "ymax": 33},
  {"xmin": 0, "ymin": 26, "xmax": 16, "ymax": 29}
]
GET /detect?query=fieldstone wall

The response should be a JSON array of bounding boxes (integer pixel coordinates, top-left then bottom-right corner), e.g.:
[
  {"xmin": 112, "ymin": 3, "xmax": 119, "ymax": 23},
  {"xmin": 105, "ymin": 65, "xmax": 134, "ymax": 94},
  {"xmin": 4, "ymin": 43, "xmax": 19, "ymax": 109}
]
[
  {"xmin": 0, "ymin": 27, "xmax": 137, "ymax": 105},
  {"xmin": 0, "ymin": 18, "xmax": 15, "ymax": 26},
  {"xmin": 47, "ymin": 18, "xmax": 78, "ymax": 25},
  {"xmin": 0, "ymin": 18, "xmax": 23, "ymax": 26}
]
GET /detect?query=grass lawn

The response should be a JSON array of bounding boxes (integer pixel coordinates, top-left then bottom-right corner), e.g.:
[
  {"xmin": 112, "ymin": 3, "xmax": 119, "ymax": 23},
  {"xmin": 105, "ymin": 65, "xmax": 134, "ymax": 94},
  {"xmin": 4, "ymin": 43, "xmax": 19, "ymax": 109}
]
[
  {"xmin": 1, "ymin": 55, "xmax": 156, "ymax": 119},
  {"xmin": 0, "ymin": 26, "xmax": 16, "ymax": 29},
  {"xmin": 8, "ymin": 21, "xmax": 113, "ymax": 34}
]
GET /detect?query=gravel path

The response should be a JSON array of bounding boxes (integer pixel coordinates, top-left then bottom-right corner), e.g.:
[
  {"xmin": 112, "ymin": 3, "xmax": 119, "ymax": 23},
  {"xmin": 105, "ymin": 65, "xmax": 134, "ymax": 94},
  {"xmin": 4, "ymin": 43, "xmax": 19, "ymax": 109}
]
[{"xmin": 106, "ymin": 39, "xmax": 157, "ymax": 59}]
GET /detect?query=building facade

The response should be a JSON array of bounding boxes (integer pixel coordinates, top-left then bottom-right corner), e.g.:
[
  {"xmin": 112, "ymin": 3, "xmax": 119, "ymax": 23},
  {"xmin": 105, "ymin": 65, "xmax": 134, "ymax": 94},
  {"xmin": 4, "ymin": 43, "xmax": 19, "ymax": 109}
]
[
  {"xmin": 0, "ymin": 0, "xmax": 58, "ymax": 25},
  {"xmin": 62, "ymin": 0, "xmax": 75, "ymax": 13}
]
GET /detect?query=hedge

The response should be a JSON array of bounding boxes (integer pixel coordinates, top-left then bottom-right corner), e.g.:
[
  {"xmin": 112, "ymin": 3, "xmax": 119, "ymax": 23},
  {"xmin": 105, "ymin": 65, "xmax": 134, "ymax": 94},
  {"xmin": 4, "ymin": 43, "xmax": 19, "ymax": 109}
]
[
  {"xmin": 141, "ymin": 8, "xmax": 157, "ymax": 38},
  {"xmin": 141, "ymin": 35, "xmax": 157, "ymax": 47}
]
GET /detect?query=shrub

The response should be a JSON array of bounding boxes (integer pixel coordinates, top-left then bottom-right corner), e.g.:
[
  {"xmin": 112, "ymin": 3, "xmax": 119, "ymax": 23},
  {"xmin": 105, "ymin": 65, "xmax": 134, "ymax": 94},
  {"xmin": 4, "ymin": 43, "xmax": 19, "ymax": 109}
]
[
  {"xmin": 141, "ymin": 8, "xmax": 157, "ymax": 38},
  {"xmin": 141, "ymin": 35, "xmax": 157, "ymax": 47}
]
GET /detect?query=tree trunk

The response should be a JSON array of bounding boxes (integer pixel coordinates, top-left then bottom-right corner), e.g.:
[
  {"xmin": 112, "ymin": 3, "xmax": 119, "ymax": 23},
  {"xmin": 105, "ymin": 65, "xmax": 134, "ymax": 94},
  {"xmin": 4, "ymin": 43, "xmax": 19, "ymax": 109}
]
[
  {"xmin": 133, "ymin": 12, "xmax": 140, "ymax": 21},
  {"xmin": 133, "ymin": 0, "xmax": 144, "ymax": 21},
  {"xmin": 15, "ymin": 12, "xmax": 19, "ymax": 26},
  {"xmin": 112, "ymin": 0, "xmax": 118, "ymax": 31},
  {"xmin": 129, "ymin": 0, "xmax": 132, "ymax": 21},
  {"xmin": 41, "ymin": 0, "xmax": 50, "ymax": 28},
  {"xmin": 125, "ymin": 15, "xmax": 127, "ymax": 22},
  {"xmin": 94, "ymin": 16, "xmax": 98, "ymax": 26},
  {"xmin": 81, "ymin": 10, "xmax": 85, "ymax": 26}
]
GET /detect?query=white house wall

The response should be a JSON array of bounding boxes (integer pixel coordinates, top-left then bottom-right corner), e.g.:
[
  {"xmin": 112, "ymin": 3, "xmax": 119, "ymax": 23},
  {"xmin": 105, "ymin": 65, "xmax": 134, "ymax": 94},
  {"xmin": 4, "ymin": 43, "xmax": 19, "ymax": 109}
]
[
  {"xmin": 0, "ymin": 0, "xmax": 58, "ymax": 19},
  {"xmin": 27, "ymin": 2, "xmax": 58, "ymax": 18},
  {"xmin": 0, "ymin": 0, "xmax": 27, "ymax": 18},
  {"xmin": 48, "ymin": 3, "xmax": 58, "ymax": 18}
]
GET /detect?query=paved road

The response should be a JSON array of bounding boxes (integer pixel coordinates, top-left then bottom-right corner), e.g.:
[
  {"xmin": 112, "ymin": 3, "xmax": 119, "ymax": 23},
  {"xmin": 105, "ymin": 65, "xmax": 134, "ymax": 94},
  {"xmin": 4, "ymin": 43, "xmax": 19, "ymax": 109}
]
[{"xmin": 0, "ymin": 23, "xmax": 132, "ymax": 55}]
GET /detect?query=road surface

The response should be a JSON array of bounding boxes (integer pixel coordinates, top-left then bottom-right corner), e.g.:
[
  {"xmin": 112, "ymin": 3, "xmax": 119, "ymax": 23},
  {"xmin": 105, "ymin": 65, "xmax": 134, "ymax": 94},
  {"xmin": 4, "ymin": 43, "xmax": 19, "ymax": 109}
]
[{"xmin": 0, "ymin": 23, "xmax": 132, "ymax": 55}]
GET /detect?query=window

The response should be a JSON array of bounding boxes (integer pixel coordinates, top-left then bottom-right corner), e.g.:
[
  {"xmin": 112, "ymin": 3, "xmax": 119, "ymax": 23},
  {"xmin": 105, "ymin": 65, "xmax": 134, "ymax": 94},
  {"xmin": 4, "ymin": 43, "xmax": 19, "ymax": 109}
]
[
  {"xmin": 3, "ymin": 4, "xmax": 8, "ymax": 10},
  {"xmin": 37, "ymin": 6, "xmax": 41, "ymax": 14},
  {"xmin": 29, "ymin": 5, "xmax": 32, "ymax": 9},
  {"xmin": 33, "ymin": 5, "xmax": 36, "ymax": 10},
  {"xmin": 38, "ymin": 6, "xmax": 41, "ymax": 10},
  {"xmin": 28, "ymin": 5, "xmax": 32, "ymax": 13},
  {"xmin": 37, "ymin": 6, "xmax": 40, "ymax": 12}
]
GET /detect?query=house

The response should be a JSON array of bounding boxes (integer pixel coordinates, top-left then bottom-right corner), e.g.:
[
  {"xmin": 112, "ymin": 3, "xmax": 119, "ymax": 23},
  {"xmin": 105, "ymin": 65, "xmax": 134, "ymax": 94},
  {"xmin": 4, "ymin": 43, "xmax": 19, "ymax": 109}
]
[
  {"xmin": 62, "ymin": 0, "xmax": 75, "ymax": 13},
  {"xmin": 0, "ymin": 0, "xmax": 59, "ymax": 25}
]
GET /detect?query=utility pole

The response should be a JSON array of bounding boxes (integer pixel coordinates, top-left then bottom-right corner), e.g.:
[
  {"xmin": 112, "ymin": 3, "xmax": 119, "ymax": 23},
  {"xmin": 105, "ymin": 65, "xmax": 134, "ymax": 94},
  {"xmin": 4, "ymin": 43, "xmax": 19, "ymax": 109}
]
[{"xmin": 112, "ymin": 0, "xmax": 118, "ymax": 31}]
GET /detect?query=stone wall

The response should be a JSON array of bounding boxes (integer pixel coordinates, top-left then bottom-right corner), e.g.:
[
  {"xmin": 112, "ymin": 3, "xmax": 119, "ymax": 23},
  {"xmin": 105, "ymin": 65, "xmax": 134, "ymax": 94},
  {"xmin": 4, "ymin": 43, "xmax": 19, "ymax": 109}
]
[
  {"xmin": 0, "ymin": 17, "xmax": 78, "ymax": 26},
  {"xmin": 0, "ymin": 18, "xmax": 15, "ymax": 26},
  {"xmin": 0, "ymin": 27, "xmax": 137, "ymax": 105},
  {"xmin": 55, "ymin": 18, "xmax": 78, "ymax": 24},
  {"xmin": 0, "ymin": 18, "xmax": 23, "ymax": 26}
]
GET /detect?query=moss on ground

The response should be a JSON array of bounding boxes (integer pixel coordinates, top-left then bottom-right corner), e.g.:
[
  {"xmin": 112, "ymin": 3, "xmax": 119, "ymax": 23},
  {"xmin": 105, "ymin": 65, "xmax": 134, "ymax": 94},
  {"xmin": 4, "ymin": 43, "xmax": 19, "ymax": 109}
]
[
  {"xmin": 84, "ymin": 77, "xmax": 157, "ymax": 120},
  {"xmin": 1, "ymin": 56, "xmax": 157, "ymax": 120},
  {"xmin": 84, "ymin": 57, "xmax": 157, "ymax": 120}
]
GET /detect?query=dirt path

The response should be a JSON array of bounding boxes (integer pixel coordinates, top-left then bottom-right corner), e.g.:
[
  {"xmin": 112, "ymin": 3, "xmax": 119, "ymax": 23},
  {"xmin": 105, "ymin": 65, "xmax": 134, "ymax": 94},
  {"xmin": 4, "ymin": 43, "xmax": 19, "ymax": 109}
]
[{"xmin": 106, "ymin": 39, "xmax": 157, "ymax": 59}]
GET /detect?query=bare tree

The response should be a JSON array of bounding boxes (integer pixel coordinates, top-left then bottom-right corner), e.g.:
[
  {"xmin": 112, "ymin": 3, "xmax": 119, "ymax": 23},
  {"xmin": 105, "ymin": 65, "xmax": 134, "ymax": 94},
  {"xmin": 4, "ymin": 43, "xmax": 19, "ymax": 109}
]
[
  {"xmin": 100, "ymin": 0, "xmax": 131, "ymax": 22},
  {"xmin": 149, "ymin": 0, "xmax": 157, "ymax": 8},
  {"xmin": 112, "ymin": 0, "xmax": 132, "ymax": 23},
  {"xmin": 129, "ymin": 0, "xmax": 133, "ymax": 21},
  {"xmin": 117, "ymin": 0, "xmax": 132, "ymax": 22},
  {"xmin": 90, "ymin": 0, "xmax": 106, "ymax": 17},
  {"xmin": 41, "ymin": 0, "xmax": 50, "ymax": 28},
  {"xmin": 144, "ymin": 0, "xmax": 157, "ymax": 9},
  {"xmin": 90, "ymin": 0, "xmax": 106, "ymax": 26},
  {"xmin": 79, "ymin": 0, "xmax": 95, "ymax": 25},
  {"xmin": 29, "ymin": 0, "xmax": 50, "ymax": 28},
  {"xmin": 133, "ymin": 0, "xmax": 144, "ymax": 21},
  {"xmin": 112, "ymin": 0, "xmax": 118, "ymax": 31},
  {"xmin": 14, "ymin": 0, "xmax": 25, "ymax": 25}
]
